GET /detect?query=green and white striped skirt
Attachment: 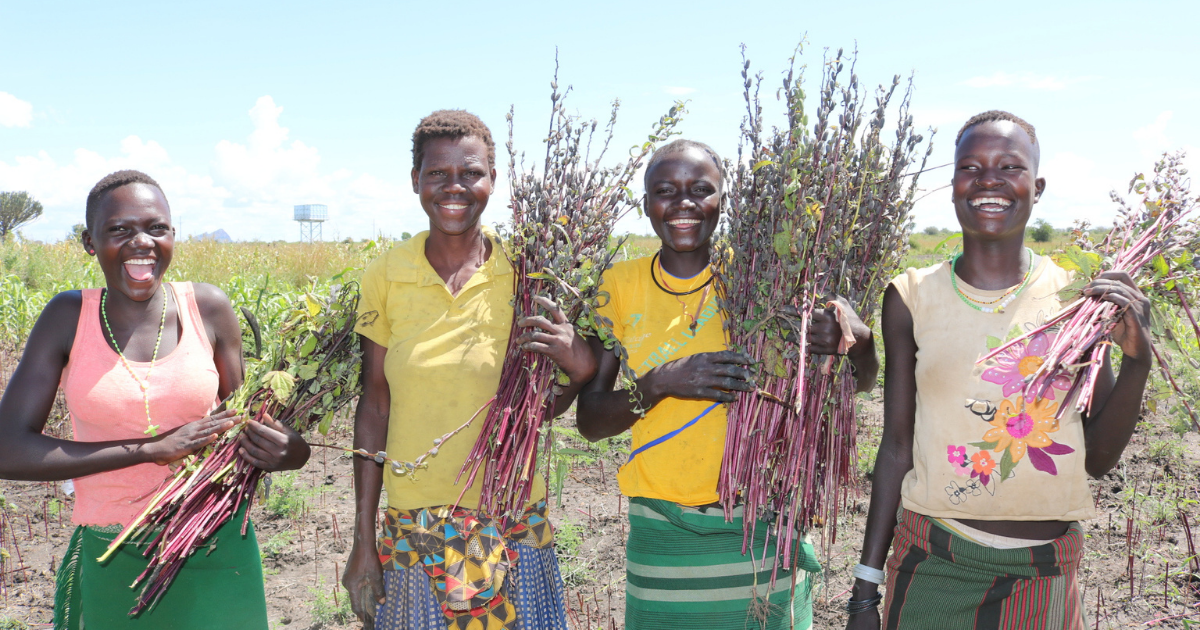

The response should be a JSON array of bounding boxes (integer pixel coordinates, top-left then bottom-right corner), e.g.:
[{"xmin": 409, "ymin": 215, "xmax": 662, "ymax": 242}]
[{"xmin": 625, "ymin": 497, "xmax": 819, "ymax": 630}]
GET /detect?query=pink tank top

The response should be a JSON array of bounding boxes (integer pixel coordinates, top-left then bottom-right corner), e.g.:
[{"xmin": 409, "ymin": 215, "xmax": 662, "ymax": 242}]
[{"xmin": 62, "ymin": 282, "xmax": 221, "ymax": 526}]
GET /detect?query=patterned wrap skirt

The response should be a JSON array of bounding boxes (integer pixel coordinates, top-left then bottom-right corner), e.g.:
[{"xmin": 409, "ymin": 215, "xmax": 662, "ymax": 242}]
[
  {"xmin": 883, "ymin": 508, "xmax": 1085, "ymax": 629},
  {"xmin": 373, "ymin": 501, "xmax": 568, "ymax": 630}
]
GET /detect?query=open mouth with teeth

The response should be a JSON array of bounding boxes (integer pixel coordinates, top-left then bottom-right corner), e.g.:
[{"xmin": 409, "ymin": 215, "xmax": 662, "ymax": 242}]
[
  {"xmin": 969, "ymin": 197, "xmax": 1013, "ymax": 213},
  {"xmin": 666, "ymin": 218, "xmax": 703, "ymax": 228},
  {"xmin": 438, "ymin": 202, "xmax": 469, "ymax": 212},
  {"xmin": 124, "ymin": 258, "xmax": 157, "ymax": 281}
]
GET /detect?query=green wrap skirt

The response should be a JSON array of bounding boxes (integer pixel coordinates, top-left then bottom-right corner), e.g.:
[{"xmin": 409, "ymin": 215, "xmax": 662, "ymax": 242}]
[{"xmin": 54, "ymin": 505, "xmax": 269, "ymax": 630}]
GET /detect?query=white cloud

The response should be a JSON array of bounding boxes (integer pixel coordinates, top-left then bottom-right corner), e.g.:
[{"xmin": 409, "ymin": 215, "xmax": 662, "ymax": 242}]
[
  {"xmin": 0, "ymin": 137, "xmax": 228, "ymax": 240},
  {"xmin": 0, "ymin": 96, "xmax": 424, "ymax": 242},
  {"xmin": 663, "ymin": 86, "xmax": 697, "ymax": 96},
  {"xmin": 960, "ymin": 72, "xmax": 1090, "ymax": 91},
  {"xmin": 0, "ymin": 92, "xmax": 33, "ymax": 127}
]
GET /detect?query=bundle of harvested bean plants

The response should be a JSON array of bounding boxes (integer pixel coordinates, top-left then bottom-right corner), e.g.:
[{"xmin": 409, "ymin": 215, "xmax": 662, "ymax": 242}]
[
  {"xmin": 456, "ymin": 66, "xmax": 683, "ymax": 522},
  {"xmin": 980, "ymin": 153, "xmax": 1199, "ymax": 428},
  {"xmin": 715, "ymin": 45, "xmax": 932, "ymax": 581},
  {"xmin": 101, "ymin": 281, "xmax": 365, "ymax": 614}
]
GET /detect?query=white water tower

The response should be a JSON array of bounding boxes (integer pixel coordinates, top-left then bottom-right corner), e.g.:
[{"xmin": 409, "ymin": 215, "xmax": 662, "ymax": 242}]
[{"xmin": 294, "ymin": 204, "xmax": 327, "ymax": 243}]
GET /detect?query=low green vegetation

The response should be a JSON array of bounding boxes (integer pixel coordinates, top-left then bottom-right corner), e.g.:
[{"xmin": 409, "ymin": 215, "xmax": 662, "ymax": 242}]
[
  {"xmin": 263, "ymin": 471, "xmax": 323, "ymax": 521},
  {"xmin": 306, "ymin": 577, "xmax": 354, "ymax": 628},
  {"xmin": 553, "ymin": 518, "xmax": 593, "ymax": 587}
]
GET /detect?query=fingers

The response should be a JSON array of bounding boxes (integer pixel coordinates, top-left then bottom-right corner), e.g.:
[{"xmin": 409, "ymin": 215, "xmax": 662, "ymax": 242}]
[
  {"xmin": 516, "ymin": 329, "xmax": 561, "ymax": 355},
  {"xmin": 712, "ymin": 376, "xmax": 756, "ymax": 392},
  {"xmin": 779, "ymin": 305, "xmax": 801, "ymax": 319},
  {"xmin": 707, "ymin": 362, "xmax": 753, "ymax": 380},
  {"xmin": 520, "ymin": 341, "xmax": 553, "ymax": 355},
  {"xmin": 238, "ymin": 425, "xmax": 288, "ymax": 470},
  {"xmin": 243, "ymin": 417, "xmax": 290, "ymax": 446},
  {"xmin": 517, "ymin": 315, "xmax": 560, "ymax": 334},
  {"xmin": 237, "ymin": 439, "xmax": 275, "ymax": 469},
  {"xmin": 708, "ymin": 350, "xmax": 754, "ymax": 365},
  {"xmin": 531, "ymin": 295, "xmax": 569, "ymax": 324},
  {"xmin": 209, "ymin": 409, "xmax": 239, "ymax": 422},
  {"xmin": 810, "ymin": 307, "xmax": 836, "ymax": 324},
  {"xmin": 1082, "ymin": 279, "xmax": 1148, "ymax": 311},
  {"xmin": 1095, "ymin": 270, "xmax": 1137, "ymax": 289},
  {"xmin": 195, "ymin": 410, "xmax": 237, "ymax": 433},
  {"xmin": 702, "ymin": 388, "xmax": 739, "ymax": 403}
]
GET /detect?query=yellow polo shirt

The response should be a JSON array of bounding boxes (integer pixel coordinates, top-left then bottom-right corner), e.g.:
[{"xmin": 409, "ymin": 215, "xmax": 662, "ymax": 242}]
[
  {"xmin": 596, "ymin": 256, "xmax": 726, "ymax": 506},
  {"xmin": 355, "ymin": 229, "xmax": 546, "ymax": 510}
]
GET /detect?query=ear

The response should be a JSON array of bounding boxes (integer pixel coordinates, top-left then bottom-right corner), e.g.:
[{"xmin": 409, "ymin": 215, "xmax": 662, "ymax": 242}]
[
  {"xmin": 81, "ymin": 229, "xmax": 95, "ymax": 255},
  {"xmin": 1033, "ymin": 177, "xmax": 1046, "ymax": 203},
  {"xmin": 411, "ymin": 167, "xmax": 420, "ymax": 194},
  {"xmin": 488, "ymin": 167, "xmax": 497, "ymax": 193}
]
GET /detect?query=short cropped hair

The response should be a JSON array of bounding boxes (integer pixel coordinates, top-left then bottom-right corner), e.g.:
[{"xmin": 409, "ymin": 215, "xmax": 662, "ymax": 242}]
[
  {"xmin": 411, "ymin": 110, "xmax": 496, "ymax": 171},
  {"xmin": 644, "ymin": 139, "xmax": 727, "ymax": 190},
  {"xmin": 85, "ymin": 170, "xmax": 165, "ymax": 230},
  {"xmin": 955, "ymin": 110, "xmax": 1038, "ymax": 147}
]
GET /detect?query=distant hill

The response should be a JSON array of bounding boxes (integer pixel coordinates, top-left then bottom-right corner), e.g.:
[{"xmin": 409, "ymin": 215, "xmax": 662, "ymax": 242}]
[{"xmin": 193, "ymin": 229, "xmax": 232, "ymax": 243}]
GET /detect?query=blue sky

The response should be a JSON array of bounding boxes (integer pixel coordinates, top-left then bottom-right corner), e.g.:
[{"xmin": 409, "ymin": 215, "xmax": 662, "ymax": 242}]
[{"xmin": 1, "ymin": 1, "xmax": 1197, "ymax": 242}]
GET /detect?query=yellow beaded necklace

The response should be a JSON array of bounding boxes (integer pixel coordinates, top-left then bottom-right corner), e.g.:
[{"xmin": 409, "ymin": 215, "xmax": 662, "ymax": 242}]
[{"xmin": 101, "ymin": 285, "xmax": 169, "ymax": 437}]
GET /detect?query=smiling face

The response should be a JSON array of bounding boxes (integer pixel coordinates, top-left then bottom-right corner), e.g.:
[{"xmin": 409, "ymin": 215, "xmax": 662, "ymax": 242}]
[
  {"xmin": 952, "ymin": 121, "xmax": 1046, "ymax": 241},
  {"xmin": 644, "ymin": 147, "xmax": 724, "ymax": 254},
  {"xmin": 411, "ymin": 135, "xmax": 496, "ymax": 237},
  {"xmin": 81, "ymin": 183, "xmax": 174, "ymax": 302}
]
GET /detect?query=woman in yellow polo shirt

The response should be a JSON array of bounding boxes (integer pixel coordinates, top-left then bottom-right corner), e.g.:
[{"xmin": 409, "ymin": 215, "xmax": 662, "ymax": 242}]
[
  {"xmin": 576, "ymin": 139, "xmax": 879, "ymax": 630},
  {"xmin": 342, "ymin": 110, "xmax": 595, "ymax": 630}
]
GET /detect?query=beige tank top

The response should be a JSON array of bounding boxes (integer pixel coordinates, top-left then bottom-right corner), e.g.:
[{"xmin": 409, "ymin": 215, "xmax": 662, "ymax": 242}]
[{"xmin": 892, "ymin": 256, "xmax": 1096, "ymax": 521}]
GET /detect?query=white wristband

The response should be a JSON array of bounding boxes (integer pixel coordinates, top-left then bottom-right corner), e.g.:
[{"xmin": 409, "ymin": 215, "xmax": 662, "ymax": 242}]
[{"xmin": 853, "ymin": 563, "xmax": 886, "ymax": 585}]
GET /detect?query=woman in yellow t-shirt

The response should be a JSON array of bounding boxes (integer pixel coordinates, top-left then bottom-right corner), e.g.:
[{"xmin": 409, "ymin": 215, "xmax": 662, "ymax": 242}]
[
  {"xmin": 342, "ymin": 110, "xmax": 595, "ymax": 630},
  {"xmin": 846, "ymin": 112, "xmax": 1152, "ymax": 628},
  {"xmin": 577, "ymin": 139, "xmax": 878, "ymax": 630}
]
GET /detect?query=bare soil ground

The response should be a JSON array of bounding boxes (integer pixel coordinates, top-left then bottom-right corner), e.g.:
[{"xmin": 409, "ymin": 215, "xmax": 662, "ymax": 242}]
[{"xmin": 0, "ymin": 396, "xmax": 1196, "ymax": 629}]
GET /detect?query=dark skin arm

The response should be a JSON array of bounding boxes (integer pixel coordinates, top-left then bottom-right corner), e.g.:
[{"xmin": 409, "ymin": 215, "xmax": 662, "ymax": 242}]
[
  {"xmin": 576, "ymin": 299, "xmax": 876, "ymax": 442},
  {"xmin": 847, "ymin": 286, "xmax": 914, "ymax": 629},
  {"xmin": 343, "ymin": 337, "xmax": 389, "ymax": 630}
]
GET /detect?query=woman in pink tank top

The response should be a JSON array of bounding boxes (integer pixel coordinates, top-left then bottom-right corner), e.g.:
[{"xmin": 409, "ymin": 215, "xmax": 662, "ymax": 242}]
[{"xmin": 0, "ymin": 170, "xmax": 310, "ymax": 629}]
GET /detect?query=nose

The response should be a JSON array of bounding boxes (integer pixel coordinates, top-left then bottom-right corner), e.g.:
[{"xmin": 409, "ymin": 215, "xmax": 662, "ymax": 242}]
[
  {"xmin": 131, "ymin": 230, "xmax": 154, "ymax": 247},
  {"xmin": 444, "ymin": 175, "xmax": 467, "ymax": 193},
  {"xmin": 975, "ymin": 167, "xmax": 1004, "ymax": 189}
]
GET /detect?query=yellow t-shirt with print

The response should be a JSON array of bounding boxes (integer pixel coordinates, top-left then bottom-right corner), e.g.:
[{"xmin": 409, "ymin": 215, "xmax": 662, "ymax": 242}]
[
  {"xmin": 355, "ymin": 229, "xmax": 546, "ymax": 510},
  {"xmin": 597, "ymin": 256, "xmax": 726, "ymax": 506}
]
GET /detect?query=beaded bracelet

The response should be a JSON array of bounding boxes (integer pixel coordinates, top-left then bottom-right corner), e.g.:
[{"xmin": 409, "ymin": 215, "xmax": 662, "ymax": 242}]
[{"xmin": 845, "ymin": 592, "xmax": 883, "ymax": 615}]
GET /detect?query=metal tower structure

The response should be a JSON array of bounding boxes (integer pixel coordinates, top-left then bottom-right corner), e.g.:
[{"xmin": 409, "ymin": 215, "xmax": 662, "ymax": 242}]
[{"xmin": 294, "ymin": 204, "xmax": 327, "ymax": 243}]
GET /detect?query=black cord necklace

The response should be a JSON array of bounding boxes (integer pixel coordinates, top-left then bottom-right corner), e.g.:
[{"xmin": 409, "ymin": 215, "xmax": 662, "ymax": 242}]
[{"xmin": 649, "ymin": 251, "xmax": 714, "ymax": 296}]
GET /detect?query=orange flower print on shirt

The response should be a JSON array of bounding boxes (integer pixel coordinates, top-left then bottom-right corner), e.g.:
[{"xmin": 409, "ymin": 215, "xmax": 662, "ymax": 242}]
[
  {"xmin": 971, "ymin": 451, "xmax": 996, "ymax": 476},
  {"xmin": 984, "ymin": 395, "xmax": 1058, "ymax": 463}
]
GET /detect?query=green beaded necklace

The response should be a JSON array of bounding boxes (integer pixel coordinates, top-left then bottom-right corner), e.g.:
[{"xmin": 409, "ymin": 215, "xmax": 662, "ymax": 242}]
[
  {"xmin": 101, "ymin": 285, "xmax": 169, "ymax": 437},
  {"xmin": 950, "ymin": 248, "xmax": 1034, "ymax": 314}
]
